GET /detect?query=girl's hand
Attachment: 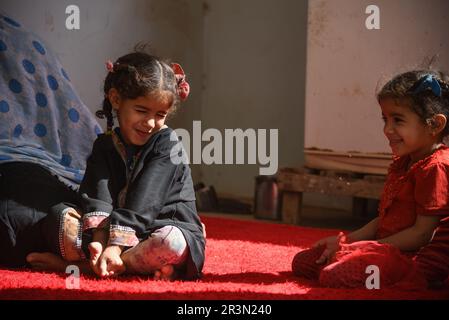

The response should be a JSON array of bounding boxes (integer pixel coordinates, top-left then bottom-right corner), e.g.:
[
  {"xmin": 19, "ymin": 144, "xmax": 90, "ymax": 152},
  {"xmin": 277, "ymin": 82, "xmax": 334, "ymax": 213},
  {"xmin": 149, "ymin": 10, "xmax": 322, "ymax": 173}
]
[
  {"xmin": 88, "ymin": 229, "xmax": 108, "ymax": 271},
  {"xmin": 312, "ymin": 232, "xmax": 345, "ymax": 264},
  {"xmin": 94, "ymin": 245, "xmax": 126, "ymax": 277}
]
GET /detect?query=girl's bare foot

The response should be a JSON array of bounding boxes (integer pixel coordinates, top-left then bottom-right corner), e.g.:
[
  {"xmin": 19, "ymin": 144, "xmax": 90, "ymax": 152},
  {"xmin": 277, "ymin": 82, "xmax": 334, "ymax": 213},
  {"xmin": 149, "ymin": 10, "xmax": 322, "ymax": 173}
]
[
  {"xmin": 26, "ymin": 252, "xmax": 94, "ymax": 275},
  {"xmin": 153, "ymin": 264, "xmax": 176, "ymax": 281},
  {"xmin": 88, "ymin": 241, "xmax": 103, "ymax": 268},
  {"xmin": 26, "ymin": 252, "xmax": 69, "ymax": 272}
]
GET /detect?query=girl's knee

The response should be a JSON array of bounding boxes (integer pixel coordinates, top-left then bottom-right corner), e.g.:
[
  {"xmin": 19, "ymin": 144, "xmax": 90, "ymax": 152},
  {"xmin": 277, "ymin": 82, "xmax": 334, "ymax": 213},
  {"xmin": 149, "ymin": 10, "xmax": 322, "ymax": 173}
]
[
  {"xmin": 151, "ymin": 226, "xmax": 188, "ymax": 264},
  {"xmin": 292, "ymin": 246, "xmax": 326, "ymax": 280},
  {"xmin": 122, "ymin": 226, "xmax": 189, "ymax": 275}
]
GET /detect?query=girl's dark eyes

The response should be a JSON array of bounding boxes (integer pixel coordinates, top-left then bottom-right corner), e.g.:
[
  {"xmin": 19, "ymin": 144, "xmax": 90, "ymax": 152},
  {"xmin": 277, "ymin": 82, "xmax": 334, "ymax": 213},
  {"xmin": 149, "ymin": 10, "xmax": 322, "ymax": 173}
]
[
  {"xmin": 382, "ymin": 117, "xmax": 403, "ymax": 123},
  {"xmin": 134, "ymin": 108, "xmax": 166, "ymax": 117}
]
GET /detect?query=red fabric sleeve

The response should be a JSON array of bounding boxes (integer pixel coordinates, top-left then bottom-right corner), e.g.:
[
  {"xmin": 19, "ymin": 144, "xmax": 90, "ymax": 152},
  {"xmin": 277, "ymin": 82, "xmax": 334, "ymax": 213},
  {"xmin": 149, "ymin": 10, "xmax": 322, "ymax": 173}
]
[{"xmin": 414, "ymin": 163, "xmax": 449, "ymax": 216}]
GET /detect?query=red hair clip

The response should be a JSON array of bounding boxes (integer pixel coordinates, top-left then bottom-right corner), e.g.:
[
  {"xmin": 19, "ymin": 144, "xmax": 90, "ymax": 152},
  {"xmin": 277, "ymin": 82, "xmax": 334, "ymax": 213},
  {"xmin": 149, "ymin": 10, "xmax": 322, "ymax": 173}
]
[
  {"xmin": 105, "ymin": 60, "xmax": 114, "ymax": 73},
  {"xmin": 171, "ymin": 63, "xmax": 190, "ymax": 101}
]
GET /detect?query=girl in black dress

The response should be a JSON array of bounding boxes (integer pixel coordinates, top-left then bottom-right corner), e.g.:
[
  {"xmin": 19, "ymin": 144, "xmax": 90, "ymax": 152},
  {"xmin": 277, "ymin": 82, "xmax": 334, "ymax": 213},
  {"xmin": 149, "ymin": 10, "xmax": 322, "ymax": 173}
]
[{"xmin": 29, "ymin": 52, "xmax": 206, "ymax": 280}]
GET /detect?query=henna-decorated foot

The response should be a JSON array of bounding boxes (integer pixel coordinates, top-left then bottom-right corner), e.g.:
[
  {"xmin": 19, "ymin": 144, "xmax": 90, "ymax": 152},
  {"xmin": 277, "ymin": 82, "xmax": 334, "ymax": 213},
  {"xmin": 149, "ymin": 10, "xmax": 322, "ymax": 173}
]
[
  {"xmin": 153, "ymin": 264, "xmax": 176, "ymax": 281},
  {"xmin": 26, "ymin": 252, "xmax": 68, "ymax": 272},
  {"xmin": 88, "ymin": 241, "xmax": 103, "ymax": 268}
]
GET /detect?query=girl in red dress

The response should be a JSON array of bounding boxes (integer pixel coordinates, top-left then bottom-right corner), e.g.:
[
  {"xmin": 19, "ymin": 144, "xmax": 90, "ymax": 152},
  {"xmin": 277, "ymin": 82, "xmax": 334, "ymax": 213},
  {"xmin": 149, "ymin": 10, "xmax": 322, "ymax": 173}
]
[{"xmin": 292, "ymin": 70, "xmax": 449, "ymax": 289}]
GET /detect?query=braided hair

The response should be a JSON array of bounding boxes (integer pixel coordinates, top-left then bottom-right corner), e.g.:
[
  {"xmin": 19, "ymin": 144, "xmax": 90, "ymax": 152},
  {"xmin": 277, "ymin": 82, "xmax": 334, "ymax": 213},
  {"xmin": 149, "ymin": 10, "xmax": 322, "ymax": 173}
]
[{"xmin": 96, "ymin": 52, "xmax": 179, "ymax": 133}]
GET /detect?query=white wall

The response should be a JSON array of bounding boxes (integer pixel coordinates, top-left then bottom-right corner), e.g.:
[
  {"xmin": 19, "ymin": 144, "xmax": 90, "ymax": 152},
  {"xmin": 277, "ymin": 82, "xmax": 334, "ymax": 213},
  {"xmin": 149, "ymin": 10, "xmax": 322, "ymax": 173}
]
[{"xmin": 305, "ymin": 0, "xmax": 449, "ymax": 154}]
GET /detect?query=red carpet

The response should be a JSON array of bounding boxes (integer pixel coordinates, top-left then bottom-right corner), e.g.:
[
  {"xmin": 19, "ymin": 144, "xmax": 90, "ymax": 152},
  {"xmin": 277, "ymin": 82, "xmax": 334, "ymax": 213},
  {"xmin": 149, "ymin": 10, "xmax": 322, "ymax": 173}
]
[{"xmin": 0, "ymin": 215, "xmax": 448, "ymax": 300}]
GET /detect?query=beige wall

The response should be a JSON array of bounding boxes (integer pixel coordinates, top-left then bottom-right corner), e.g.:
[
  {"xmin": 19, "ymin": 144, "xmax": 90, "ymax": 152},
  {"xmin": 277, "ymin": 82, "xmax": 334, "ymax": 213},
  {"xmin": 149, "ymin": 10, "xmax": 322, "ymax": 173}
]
[
  {"xmin": 303, "ymin": 0, "xmax": 449, "ymax": 211},
  {"xmin": 305, "ymin": 0, "xmax": 449, "ymax": 154}
]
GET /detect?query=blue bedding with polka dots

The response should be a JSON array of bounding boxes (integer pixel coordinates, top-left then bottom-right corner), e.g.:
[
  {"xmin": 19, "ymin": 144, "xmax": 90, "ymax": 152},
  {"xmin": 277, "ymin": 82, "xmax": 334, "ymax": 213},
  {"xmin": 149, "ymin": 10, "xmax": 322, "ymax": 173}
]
[{"xmin": 0, "ymin": 12, "xmax": 102, "ymax": 189}]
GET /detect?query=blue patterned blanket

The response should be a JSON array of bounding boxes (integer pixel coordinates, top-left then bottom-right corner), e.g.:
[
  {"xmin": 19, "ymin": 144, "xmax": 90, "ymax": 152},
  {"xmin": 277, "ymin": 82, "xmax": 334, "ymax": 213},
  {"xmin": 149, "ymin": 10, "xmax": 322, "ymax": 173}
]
[{"xmin": 0, "ymin": 11, "xmax": 102, "ymax": 189}]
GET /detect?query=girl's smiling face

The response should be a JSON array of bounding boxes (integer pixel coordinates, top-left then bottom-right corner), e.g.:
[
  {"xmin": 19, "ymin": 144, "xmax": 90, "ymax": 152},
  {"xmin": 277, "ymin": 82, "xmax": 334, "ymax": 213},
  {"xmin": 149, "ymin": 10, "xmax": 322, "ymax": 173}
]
[
  {"xmin": 380, "ymin": 98, "xmax": 437, "ymax": 162},
  {"xmin": 109, "ymin": 89, "xmax": 173, "ymax": 146}
]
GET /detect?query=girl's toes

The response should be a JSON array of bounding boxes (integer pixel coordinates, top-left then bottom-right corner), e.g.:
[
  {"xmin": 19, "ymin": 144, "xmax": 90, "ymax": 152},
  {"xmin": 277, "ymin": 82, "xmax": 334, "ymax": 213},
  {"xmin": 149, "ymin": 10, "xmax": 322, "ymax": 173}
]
[
  {"xmin": 88, "ymin": 242, "xmax": 103, "ymax": 265},
  {"xmin": 153, "ymin": 270, "xmax": 162, "ymax": 280},
  {"xmin": 160, "ymin": 265, "xmax": 175, "ymax": 280}
]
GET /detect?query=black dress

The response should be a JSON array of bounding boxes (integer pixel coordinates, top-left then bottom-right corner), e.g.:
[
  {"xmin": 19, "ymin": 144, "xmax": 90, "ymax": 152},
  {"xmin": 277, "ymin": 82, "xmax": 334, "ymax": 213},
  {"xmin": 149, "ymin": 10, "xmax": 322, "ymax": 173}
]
[
  {"xmin": 75, "ymin": 127, "xmax": 205, "ymax": 280},
  {"xmin": 0, "ymin": 162, "xmax": 80, "ymax": 267}
]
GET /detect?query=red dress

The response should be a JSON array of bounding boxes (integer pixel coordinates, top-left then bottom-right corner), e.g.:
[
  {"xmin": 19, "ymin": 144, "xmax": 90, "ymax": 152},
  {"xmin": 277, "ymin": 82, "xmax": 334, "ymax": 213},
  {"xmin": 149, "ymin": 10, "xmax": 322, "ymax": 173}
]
[
  {"xmin": 292, "ymin": 146, "xmax": 449, "ymax": 288},
  {"xmin": 377, "ymin": 145, "xmax": 449, "ymax": 239}
]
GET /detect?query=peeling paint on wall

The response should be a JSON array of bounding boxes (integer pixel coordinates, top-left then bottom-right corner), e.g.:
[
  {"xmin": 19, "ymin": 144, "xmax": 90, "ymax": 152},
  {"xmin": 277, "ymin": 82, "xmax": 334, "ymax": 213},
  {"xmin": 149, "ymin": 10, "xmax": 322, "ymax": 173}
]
[
  {"xmin": 305, "ymin": 0, "xmax": 449, "ymax": 154},
  {"xmin": 135, "ymin": 0, "xmax": 193, "ymax": 39},
  {"xmin": 308, "ymin": 0, "xmax": 330, "ymax": 48}
]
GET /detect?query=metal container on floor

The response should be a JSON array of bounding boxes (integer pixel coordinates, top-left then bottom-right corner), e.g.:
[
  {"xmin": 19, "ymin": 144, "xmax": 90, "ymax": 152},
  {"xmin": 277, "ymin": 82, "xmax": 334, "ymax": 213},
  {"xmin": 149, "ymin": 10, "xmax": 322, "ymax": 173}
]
[{"xmin": 254, "ymin": 175, "xmax": 280, "ymax": 220}]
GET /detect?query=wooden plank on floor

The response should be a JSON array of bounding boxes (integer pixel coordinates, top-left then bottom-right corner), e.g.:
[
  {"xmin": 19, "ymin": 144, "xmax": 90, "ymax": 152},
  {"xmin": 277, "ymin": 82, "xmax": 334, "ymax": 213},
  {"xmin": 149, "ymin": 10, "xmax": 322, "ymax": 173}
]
[
  {"xmin": 282, "ymin": 192, "xmax": 303, "ymax": 225},
  {"xmin": 278, "ymin": 171, "xmax": 385, "ymax": 199}
]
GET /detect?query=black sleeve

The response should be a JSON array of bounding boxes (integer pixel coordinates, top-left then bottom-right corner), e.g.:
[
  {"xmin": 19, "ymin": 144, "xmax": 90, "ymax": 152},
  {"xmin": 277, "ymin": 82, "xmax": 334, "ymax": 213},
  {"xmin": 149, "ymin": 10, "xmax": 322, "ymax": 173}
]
[
  {"xmin": 78, "ymin": 136, "xmax": 114, "ymax": 230},
  {"xmin": 108, "ymin": 137, "xmax": 181, "ymax": 244}
]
